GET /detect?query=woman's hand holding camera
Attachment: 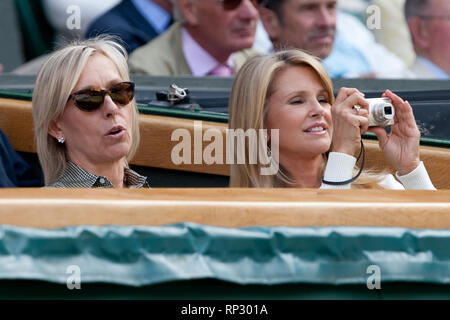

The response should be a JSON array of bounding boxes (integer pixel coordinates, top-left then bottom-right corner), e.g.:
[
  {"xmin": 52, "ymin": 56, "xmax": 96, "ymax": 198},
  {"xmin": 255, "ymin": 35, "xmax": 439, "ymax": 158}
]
[
  {"xmin": 330, "ymin": 87, "xmax": 369, "ymax": 156},
  {"xmin": 368, "ymin": 90, "xmax": 421, "ymax": 176}
]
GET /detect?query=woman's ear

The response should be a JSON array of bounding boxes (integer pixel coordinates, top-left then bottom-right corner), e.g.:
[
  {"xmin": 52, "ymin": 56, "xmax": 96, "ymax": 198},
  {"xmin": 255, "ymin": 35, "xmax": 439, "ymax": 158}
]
[{"xmin": 48, "ymin": 119, "xmax": 63, "ymax": 140}]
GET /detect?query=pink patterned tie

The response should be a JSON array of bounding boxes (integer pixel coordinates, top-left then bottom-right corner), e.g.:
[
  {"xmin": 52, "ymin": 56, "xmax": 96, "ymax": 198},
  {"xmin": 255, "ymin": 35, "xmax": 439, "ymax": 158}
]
[{"xmin": 208, "ymin": 64, "xmax": 233, "ymax": 77}]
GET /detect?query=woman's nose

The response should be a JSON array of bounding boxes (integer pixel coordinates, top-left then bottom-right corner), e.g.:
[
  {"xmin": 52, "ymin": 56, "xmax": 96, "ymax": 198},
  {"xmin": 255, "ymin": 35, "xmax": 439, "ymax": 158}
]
[
  {"xmin": 310, "ymin": 100, "xmax": 325, "ymax": 117},
  {"xmin": 103, "ymin": 94, "xmax": 119, "ymax": 117}
]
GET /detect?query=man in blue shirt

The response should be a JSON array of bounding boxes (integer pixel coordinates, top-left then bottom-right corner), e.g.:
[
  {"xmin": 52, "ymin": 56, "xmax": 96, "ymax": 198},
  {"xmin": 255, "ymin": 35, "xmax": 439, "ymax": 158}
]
[
  {"xmin": 405, "ymin": 0, "xmax": 450, "ymax": 79},
  {"xmin": 258, "ymin": 0, "xmax": 407, "ymax": 78},
  {"xmin": 86, "ymin": 0, "xmax": 173, "ymax": 54}
]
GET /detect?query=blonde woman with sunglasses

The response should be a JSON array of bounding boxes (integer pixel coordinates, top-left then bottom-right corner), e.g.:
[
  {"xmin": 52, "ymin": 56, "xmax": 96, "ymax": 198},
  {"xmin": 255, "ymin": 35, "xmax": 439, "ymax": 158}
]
[{"xmin": 32, "ymin": 37, "xmax": 149, "ymax": 188}]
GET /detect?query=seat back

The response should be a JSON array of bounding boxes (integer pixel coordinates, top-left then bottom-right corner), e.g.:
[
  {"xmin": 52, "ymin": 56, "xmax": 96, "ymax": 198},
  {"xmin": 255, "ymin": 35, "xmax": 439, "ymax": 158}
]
[{"xmin": 14, "ymin": 0, "xmax": 55, "ymax": 61}]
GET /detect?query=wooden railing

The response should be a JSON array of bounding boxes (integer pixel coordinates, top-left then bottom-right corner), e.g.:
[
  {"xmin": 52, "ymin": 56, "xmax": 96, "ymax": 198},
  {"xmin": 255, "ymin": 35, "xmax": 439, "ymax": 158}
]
[
  {"xmin": 1, "ymin": 97, "xmax": 450, "ymax": 188},
  {"xmin": 0, "ymin": 188, "xmax": 449, "ymax": 229}
]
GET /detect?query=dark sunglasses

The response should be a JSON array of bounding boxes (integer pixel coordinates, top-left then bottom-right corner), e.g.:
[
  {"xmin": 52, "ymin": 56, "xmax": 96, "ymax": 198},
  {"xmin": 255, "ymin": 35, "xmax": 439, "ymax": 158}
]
[
  {"xmin": 68, "ymin": 81, "xmax": 135, "ymax": 112},
  {"xmin": 219, "ymin": 0, "xmax": 258, "ymax": 11}
]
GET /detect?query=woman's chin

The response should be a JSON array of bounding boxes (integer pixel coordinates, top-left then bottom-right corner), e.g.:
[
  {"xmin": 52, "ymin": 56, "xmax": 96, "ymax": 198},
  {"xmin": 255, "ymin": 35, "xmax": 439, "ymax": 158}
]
[
  {"xmin": 282, "ymin": 144, "xmax": 330, "ymax": 159},
  {"xmin": 104, "ymin": 145, "xmax": 130, "ymax": 162},
  {"xmin": 308, "ymin": 141, "xmax": 331, "ymax": 156}
]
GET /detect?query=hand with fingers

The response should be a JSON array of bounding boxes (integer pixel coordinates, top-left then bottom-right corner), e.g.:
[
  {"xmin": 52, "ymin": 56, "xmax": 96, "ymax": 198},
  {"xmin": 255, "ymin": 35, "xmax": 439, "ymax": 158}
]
[
  {"xmin": 330, "ymin": 87, "xmax": 370, "ymax": 156},
  {"xmin": 368, "ymin": 90, "xmax": 421, "ymax": 176}
]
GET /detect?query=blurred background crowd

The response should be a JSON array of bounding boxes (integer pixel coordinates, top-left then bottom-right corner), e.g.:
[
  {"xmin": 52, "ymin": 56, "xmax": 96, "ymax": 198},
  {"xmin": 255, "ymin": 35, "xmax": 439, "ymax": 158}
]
[{"xmin": 0, "ymin": 0, "xmax": 449, "ymax": 79}]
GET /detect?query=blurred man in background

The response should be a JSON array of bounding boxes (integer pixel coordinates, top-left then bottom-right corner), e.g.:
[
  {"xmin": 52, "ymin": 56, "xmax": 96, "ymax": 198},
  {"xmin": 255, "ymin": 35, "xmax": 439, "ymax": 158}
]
[
  {"xmin": 259, "ymin": 0, "xmax": 336, "ymax": 59},
  {"xmin": 128, "ymin": 0, "xmax": 259, "ymax": 76},
  {"xmin": 405, "ymin": 0, "xmax": 450, "ymax": 79},
  {"xmin": 258, "ymin": 0, "xmax": 408, "ymax": 78}
]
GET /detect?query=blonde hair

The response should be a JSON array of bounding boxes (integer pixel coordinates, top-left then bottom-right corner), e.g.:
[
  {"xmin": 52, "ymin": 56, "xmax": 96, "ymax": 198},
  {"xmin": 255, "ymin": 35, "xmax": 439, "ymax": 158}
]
[
  {"xmin": 229, "ymin": 49, "xmax": 384, "ymax": 188},
  {"xmin": 32, "ymin": 36, "xmax": 140, "ymax": 185}
]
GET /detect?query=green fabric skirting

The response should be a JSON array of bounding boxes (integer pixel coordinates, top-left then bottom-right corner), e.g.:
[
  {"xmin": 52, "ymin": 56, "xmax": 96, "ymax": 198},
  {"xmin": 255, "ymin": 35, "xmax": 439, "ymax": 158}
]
[{"xmin": 0, "ymin": 223, "xmax": 449, "ymax": 286}]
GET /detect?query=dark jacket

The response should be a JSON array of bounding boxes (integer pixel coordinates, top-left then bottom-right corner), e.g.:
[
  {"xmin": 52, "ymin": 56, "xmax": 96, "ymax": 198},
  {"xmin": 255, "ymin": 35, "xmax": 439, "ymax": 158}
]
[
  {"xmin": 0, "ymin": 129, "xmax": 42, "ymax": 187},
  {"xmin": 86, "ymin": 0, "xmax": 163, "ymax": 54}
]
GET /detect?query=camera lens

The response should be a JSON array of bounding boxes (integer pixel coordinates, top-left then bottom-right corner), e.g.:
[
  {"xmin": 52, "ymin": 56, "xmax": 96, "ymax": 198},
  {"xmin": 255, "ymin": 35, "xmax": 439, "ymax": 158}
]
[{"xmin": 384, "ymin": 106, "xmax": 392, "ymax": 115}]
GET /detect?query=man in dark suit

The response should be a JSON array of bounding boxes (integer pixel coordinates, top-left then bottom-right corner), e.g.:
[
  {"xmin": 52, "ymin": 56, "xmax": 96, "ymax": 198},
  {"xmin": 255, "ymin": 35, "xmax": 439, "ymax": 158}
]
[{"xmin": 86, "ymin": 0, "xmax": 173, "ymax": 54}]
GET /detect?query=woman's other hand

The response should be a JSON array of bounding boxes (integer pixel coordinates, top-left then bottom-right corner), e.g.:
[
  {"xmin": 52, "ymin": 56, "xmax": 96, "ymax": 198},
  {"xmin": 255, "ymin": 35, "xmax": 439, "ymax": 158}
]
[
  {"xmin": 330, "ymin": 87, "xmax": 369, "ymax": 156},
  {"xmin": 368, "ymin": 89, "xmax": 421, "ymax": 175}
]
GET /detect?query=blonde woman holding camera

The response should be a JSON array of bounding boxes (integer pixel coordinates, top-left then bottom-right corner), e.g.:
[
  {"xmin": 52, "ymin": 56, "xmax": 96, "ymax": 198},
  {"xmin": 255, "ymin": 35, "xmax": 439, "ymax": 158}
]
[{"xmin": 228, "ymin": 49, "xmax": 435, "ymax": 189}]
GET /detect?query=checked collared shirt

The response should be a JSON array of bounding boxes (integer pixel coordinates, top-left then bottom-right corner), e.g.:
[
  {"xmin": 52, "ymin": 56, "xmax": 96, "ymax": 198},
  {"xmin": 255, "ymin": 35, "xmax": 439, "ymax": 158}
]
[{"xmin": 48, "ymin": 161, "xmax": 150, "ymax": 188}]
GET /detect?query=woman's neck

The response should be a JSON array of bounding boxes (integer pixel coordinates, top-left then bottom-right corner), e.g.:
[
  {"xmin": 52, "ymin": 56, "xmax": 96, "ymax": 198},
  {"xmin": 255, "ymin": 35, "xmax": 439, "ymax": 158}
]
[
  {"xmin": 280, "ymin": 154, "xmax": 325, "ymax": 188},
  {"xmin": 68, "ymin": 155, "xmax": 125, "ymax": 188}
]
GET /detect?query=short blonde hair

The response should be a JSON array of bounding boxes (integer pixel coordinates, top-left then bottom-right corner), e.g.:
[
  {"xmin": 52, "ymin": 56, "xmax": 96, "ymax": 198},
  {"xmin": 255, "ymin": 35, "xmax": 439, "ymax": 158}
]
[
  {"xmin": 229, "ymin": 49, "xmax": 383, "ymax": 188},
  {"xmin": 32, "ymin": 36, "xmax": 140, "ymax": 185}
]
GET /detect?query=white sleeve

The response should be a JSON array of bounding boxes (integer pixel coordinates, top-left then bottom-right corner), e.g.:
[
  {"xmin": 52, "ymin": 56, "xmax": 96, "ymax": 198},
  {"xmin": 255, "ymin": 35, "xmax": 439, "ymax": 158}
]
[
  {"xmin": 320, "ymin": 152, "xmax": 356, "ymax": 189},
  {"xmin": 395, "ymin": 162, "xmax": 437, "ymax": 190},
  {"xmin": 377, "ymin": 174, "xmax": 405, "ymax": 190}
]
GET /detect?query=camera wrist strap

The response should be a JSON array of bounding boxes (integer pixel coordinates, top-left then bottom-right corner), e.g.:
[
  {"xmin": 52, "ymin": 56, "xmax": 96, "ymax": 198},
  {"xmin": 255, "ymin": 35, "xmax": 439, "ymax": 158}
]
[{"xmin": 322, "ymin": 139, "xmax": 365, "ymax": 186}]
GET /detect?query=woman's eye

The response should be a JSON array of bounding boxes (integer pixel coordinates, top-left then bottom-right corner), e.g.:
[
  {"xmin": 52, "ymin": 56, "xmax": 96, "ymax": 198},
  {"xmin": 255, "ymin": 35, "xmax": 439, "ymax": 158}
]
[
  {"xmin": 318, "ymin": 97, "xmax": 329, "ymax": 104},
  {"xmin": 290, "ymin": 99, "xmax": 304, "ymax": 105}
]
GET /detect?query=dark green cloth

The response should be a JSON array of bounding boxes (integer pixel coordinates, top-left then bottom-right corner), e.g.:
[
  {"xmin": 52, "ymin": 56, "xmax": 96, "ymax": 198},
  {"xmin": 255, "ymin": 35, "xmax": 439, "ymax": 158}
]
[{"xmin": 1, "ymin": 223, "xmax": 450, "ymax": 286}]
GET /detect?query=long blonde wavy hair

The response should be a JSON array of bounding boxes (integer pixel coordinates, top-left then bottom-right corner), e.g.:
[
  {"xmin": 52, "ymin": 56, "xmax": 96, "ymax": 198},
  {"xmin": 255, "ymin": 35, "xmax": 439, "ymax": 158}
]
[{"xmin": 228, "ymin": 49, "xmax": 384, "ymax": 188}]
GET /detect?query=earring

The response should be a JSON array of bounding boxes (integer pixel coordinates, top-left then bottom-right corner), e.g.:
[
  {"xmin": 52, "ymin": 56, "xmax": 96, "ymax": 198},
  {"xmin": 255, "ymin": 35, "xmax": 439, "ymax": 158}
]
[
  {"xmin": 57, "ymin": 137, "xmax": 65, "ymax": 144},
  {"xmin": 267, "ymin": 146, "xmax": 272, "ymax": 158},
  {"xmin": 266, "ymin": 135, "xmax": 271, "ymax": 157}
]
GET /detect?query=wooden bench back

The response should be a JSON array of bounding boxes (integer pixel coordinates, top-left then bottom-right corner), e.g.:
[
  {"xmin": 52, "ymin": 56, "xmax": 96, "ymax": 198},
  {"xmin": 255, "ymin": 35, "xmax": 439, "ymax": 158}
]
[{"xmin": 1, "ymin": 98, "xmax": 449, "ymax": 188}]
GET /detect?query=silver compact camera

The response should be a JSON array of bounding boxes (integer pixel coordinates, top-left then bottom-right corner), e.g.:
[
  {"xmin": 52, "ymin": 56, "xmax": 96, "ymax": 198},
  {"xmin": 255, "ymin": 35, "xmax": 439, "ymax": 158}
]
[{"xmin": 367, "ymin": 98, "xmax": 395, "ymax": 127}]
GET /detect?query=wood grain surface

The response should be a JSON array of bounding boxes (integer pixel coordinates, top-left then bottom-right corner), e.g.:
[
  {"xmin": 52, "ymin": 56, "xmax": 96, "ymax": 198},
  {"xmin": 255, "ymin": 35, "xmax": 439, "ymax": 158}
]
[
  {"xmin": 0, "ymin": 188, "xmax": 449, "ymax": 229},
  {"xmin": 1, "ymin": 98, "xmax": 449, "ymax": 187}
]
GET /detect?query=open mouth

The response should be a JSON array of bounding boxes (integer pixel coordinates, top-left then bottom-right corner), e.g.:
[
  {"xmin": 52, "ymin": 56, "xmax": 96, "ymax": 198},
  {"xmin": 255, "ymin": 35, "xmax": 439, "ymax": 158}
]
[
  {"xmin": 109, "ymin": 129, "xmax": 122, "ymax": 135},
  {"xmin": 107, "ymin": 126, "xmax": 125, "ymax": 136},
  {"xmin": 305, "ymin": 126, "xmax": 325, "ymax": 133}
]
